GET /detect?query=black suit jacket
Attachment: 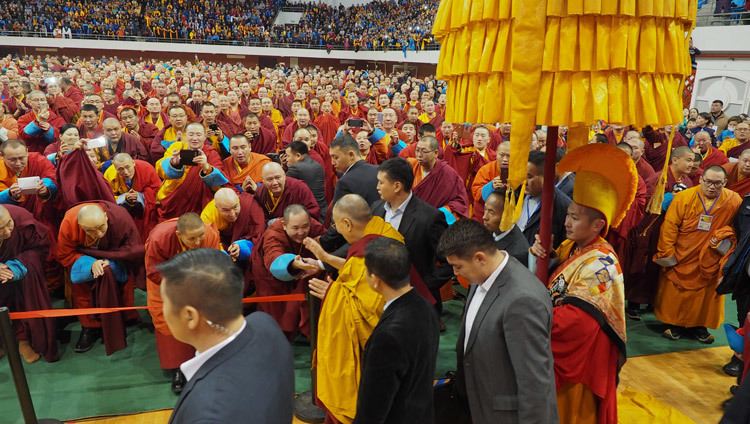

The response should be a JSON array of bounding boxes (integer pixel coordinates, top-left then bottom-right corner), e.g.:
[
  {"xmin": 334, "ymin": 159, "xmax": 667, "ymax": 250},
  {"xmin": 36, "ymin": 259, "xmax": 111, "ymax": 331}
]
[
  {"xmin": 494, "ymin": 225, "xmax": 530, "ymax": 267},
  {"xmin": 333, "ymin": 159, "xmax": 380, "ymax": 206},
  {"xmin": 287, "ymin": 155, "xmax": 327, "ymax": 219},
  {"xmin": 372, "ymin": 196, "xmax": 453, "ymax": 307},
  {"xmin": 353, "ymin": 289, "xmax": 440, "ymax": 424},
  {"xmin": 521, "ymin": 187, "xmax": 571, "ymax": 249},
  {"xmin": 169, "ymin": 312, "xmax": 294, "ymax": 424}
]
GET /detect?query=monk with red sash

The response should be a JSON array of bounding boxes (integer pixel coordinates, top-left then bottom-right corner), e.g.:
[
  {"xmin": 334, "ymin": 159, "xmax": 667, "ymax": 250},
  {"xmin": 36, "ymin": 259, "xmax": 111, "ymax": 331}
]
[
  {"xmin": 103, "ymin": 154, "xmax": 161, "ymax": 240},
  {"xmin": 531, "ymin": 144, "xmax": 639, "ymax": 424},
  {"xmin": 0, "ymin": 205, "xmax": 59, "ymax": 363},
  {"xmin": 0, "ymin": 140, "xmax": 57, "ymax": 221},
  {"xmin": 693, "ymin": 131, "xmax": 729, "ymax": 170},
  {"xmin": 723, "ymin": 151, "xmax": 750, "ymax": 197},
  {"xmin": 145, "ymin": 213, "xmax": 221, "ymax": 393},
  {"xmin": 57, "ymin": 201, "xmax": 145, "ymax": 355},
  {"xmin": 17, "ymin": 90, "xmax": 66, "ymax": 153}
]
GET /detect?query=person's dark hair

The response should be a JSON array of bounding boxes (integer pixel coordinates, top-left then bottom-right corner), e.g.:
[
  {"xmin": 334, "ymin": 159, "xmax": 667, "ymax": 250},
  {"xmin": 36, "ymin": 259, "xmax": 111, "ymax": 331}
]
[
  {"xmin": 291, "ymin": 100, "xmax": 303, "ymax": 107},
  {"xmin": 80, "ymin": 103, "xmax": 99, "ymax": 114},
  {"xmin": 420, "ymin": 135, "xmax": 440, "ymax": 152},
  {"xmin": 60, "ymin": 123, "xmax": 78, "ymax": 136},
  {"xmin": 687, "ymin": 118, "xmax": 696, "ymax": 123},
  {"xmin": 119, "ymin": 107, "xmax": 137, "ymax": 118},
  {"xmin": 593, "ymin": 133, "xmax": 609, "ymax": 144},
  {"xmin": 437, "ymin": 219, "xmax": 497, "ymax": 261},
  {"xmin": 712, "ymin": 99, "xmax": 724, "ymax": 107},
  {"xmin": 244, "ymin": 112, "xmax": 259, "ymax": 121},
  {"xmin": 694, "ymin": 152, "xmax": 703, "ymax": 165},
  {"xmin": 364, "ymin": 237, "xmax": 411, "ymax": 290},
  {"xmin": 283, "ymin": 204, "xmax": 310, "ymax": 222},
  {"xmin": 200, "ymin": 101, "xmax": 216, "ymax": 110},
  {"xmin": 166, "ymin": 92, "xmax": 181, "ymax": 101},
  {"xmin": 528, "ymin": 150, "xmax": 547, "ymax": 174},
  {"xmin": 0, "ymin": 139, "xmax": 27, "ymax": 154},
  {"xmin": 487, "ymin": 188, "xmax": 507, "ymax": 205},
  {"xmin": 671, "ymin": 145, "xmax": 694, "ymax": 162},
  {"xmin": 156, "ymin": 248, "xmax": 243, "ymax": 326},
  {"xmin": 704, "ymin": 164, "xmax": 727, "ymax": 179},
  {"xmin": 555, "ymin": 147, "xmax": 566, "ymax": 163},
  {"xmin": 616, "ymin": 142, "xmax": 633, "ymax": 155},
  {"xmin": 698, "ymin": 112, "xmax": 711, "ymax": 122},
  {"xmin": 330, "ymin": 134, "xmax": 359, "ymax": 154},
  {"xmin": 176, "ymin": 212, "xmax": 204, "ymax": 233},
  {"xmin": 378, "ymin": 157, "xmax": 414, "ymax": 191},
  {"xmin": 60, "ymin": 76, "xmax": 73, "ymax": 87},
  {"xmin": 419, "ymin": 123, "xmax": 435, "ymax": 136},
  {"xmin": 287, "ymin": 140, "xmax": 309, "ymax": 156},
  {"xmin": 401, "ymin": 121, "xmax": 416, "ymax": 129},
  {"xmin": 728, "ymin": 116, "xmax": 743, "ymax": 125}
]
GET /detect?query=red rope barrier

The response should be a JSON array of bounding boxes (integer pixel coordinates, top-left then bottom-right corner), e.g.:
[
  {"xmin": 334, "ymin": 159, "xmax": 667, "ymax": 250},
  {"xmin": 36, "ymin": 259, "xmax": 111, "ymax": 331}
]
[{"xmin": 8, "ymin": 293, "xmax": 307, "ymax": 320}]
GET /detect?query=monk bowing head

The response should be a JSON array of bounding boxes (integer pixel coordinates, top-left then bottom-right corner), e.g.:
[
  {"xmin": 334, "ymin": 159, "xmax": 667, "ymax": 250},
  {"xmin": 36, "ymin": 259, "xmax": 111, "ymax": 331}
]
[
  {"xmin": 112, "ymin": 153, "xmax": 135, "ymax": 180},
  {"xmin": 175, "ymin": 212, "xmax": 206, "ymax": 250},
  {"xmin": 331, "ymin": 194, "xmax": 372, "ymax": 245},
  {"xmin": 214, "ymin": 188, "xmax": 241, "ymax": 224},
  {"xmin": 0, "ymin": 205, "xmax": 14, "ymax": 240},
  {"xmin": 78, "ymin": 204, "xmax": 108, "ymax": 240}
]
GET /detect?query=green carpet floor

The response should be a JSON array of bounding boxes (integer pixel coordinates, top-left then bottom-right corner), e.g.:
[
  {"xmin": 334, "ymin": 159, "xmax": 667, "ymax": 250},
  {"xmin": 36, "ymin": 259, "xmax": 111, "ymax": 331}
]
[{"xmin": 0, "ymin": 290, "xmax": 739, "ymax": 422}]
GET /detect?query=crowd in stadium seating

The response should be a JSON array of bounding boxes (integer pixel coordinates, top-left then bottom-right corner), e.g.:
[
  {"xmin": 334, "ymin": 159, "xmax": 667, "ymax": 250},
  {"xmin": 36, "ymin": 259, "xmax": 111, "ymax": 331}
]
[{"xmin": 0, "ymin": 0, "xmax": 437, "ymax": 50}]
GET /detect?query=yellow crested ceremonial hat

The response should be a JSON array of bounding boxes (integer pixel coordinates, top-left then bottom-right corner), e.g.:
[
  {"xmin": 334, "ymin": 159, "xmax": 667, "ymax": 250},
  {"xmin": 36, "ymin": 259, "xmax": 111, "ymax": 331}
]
[{"xmin": 558, "ymin": 144, "xmax": 639, "ymax": 231}]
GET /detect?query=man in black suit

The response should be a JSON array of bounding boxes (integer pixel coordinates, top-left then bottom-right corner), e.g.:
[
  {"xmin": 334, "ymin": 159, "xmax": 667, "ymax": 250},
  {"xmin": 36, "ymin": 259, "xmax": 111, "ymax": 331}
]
[
  {"xmin": 285, "ymin": 140, "xmax": 327, "ymax": 219},
  {"xmin": 438, "ymin": 220, "xmax": 557, "ymax": 424},
  {"xmin": 482, "ymin": 188, "xmax": 530, "ymax": 266},
  {"xmin": 330, "ymin": 134, "xmax": 380, "ymax": 206},
  {"xmin": 353, "ymin": 237, "xmax": 440, "ymax": 424},
  {"xmin": 157, "ymin": 248, "xmax": 294, "ymax": 424},
  {"xmin": 518, "ymin": 150, "xmax": 571, "ymax": 248},
  {"xmin": 372, "ymin": 158, "xmax": 452, "ymax": 313}
]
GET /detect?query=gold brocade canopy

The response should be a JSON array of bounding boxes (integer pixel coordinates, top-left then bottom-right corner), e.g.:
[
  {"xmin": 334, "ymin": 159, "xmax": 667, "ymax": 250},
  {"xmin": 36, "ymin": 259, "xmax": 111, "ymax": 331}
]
[{"xmin": 433, "ymin": 0, "xmax": 697, "ymax": 190}]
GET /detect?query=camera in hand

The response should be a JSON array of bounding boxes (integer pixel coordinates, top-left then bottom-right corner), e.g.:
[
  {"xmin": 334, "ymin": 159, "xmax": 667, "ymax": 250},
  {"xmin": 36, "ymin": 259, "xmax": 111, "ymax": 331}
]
[
  {"xmin": 133, "ymin": 80, "xmax": 141, "ymax": 89},
  {"xmin": 209, "ymin": 124, "xmax": 219, "ymax": 131},
  {"xmin": 267, "ymin": 152, "xmax": 281, "ymax": 163},
  {"xmin": 348, "ymin": 118, "xmax": 364, "ymax": 128},
  {"xmin": 178, "ymin": 149, "xmax": 201, "ymax": 167}
]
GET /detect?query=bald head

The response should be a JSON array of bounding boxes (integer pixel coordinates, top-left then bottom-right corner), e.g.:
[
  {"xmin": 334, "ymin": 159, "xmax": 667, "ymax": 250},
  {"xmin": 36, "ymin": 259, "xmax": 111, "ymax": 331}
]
[
  {"xmin": 102, "ymin": 118, "xmax": 120, "ymax": 129},
  {"xmin": 176, "ymin": 212, "xmax": 204, "ymax": 233},
  {"xmin": 77, "ymin": 204, "xmax": 106, "ymax": 227},
  {"xmin": 112, "ymin": 153, "xmax": 134, "ymax": 165},
  {"xmin": 262, "ymin": 161, "xmax": 284, "ymax": 177},
  {"xmin": 261, "ymin": 162, "xmax": 286, "ymax": 196},
  {"xmin": 215, "ymin": 187, "xmax": 239, "ymax": 207},
  {"xmin": 333, "ymin": 194, "xmax": 372, "ymax": 225},
  {"xmin": 0, "ymin": 205, "xmax": 12, "ymax": 240}
]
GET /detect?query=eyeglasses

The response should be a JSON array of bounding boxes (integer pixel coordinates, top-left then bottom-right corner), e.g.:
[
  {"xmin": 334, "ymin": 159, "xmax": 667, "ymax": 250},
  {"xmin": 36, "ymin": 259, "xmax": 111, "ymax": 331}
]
[{"xmin": 702, "ymin": 179, "xmax": 725, "ymax": 187}]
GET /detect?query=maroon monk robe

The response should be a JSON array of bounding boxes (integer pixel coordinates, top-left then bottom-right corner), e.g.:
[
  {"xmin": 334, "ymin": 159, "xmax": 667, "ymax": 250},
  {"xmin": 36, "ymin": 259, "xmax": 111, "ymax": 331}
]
[
  {"xmin": 108, "ymin": 159, "xmax": 162, "ymax": 241},
  {"xmin": 125, "ymin": 121, "xmax": 160, "ymax": 156},
  {"xmin": 727, "ymin": 141, "xmax": 750, "ymax": 159},
  {"xmin": 57, "ymin": 201, "xmax": 145, "ymax": 355},
  {"xmin": 0, "ymin": 205, "xmax": 59, "ymax": 362},
  {"xmin": 157, "ymin": 145, "xmax": 227, "ymax": 221},
  {"xmin": 723, "ymin": 162, "xmax": 750, "ymax": 197},
  {"xmin": 17, "ymin": 110, "xmax": 66, "ymax": 153},
  {"xmin": 101, "ymin": 132, "xmax": 150, "ymax": 164},
  {"xmin": 412, "ymin": 159, "xmax": 470, "ymax": 218},
  {"xmin": 47, "ymin": 95, "xmax": 78, "ymax": 123},
  {"xmin": 443, "ymin": 144, "xmax": 495, "ymax": 210},
  {"xmin": 252, "ymin": 218, "xmax": 326, "ymax": 338},
  {"xmin": 219, "ymin": 193, "xmax": 266, "ymax": 295},
  {"xmin": 606, "ymin": 175, "xmax": 646, "ymax": 275},
  {"xmin": 643, "ymin": 126, "xmax": 688, "ymax": 171},
  {"xmin": 149, "ymin": 124, "xmax": 181, "ymax": 161},
  {"xmin": 635, "ymin": 157, "xmax": 655, "ymax": 181},
  {"xmin": 700, "ymin": 146, "xmax": 729, "ymax": 169},
  {"xmin": 311, "ymin": 141, "xmax": 335, "ymax": 204},
  {"xmin": 314, "ymin": 113, "xmax": 340, "ymax": 146},
  {"xmin": 249, "ymin": 125, "xmax": 280, "ymax": 155},
  {"xmin": 56, "ymin": 149, "xmax": 116, "ymax": 211},
  {"xmin": 254, "ymin": 177, "xmax": 321, "ymax": 223}
]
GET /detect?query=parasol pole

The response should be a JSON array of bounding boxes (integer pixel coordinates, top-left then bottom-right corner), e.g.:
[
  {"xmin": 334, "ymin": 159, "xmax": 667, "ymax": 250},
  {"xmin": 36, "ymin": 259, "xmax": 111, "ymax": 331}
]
[{"xmin": 535, "ymin": 126, "xmax": 559, "ymax": 284}]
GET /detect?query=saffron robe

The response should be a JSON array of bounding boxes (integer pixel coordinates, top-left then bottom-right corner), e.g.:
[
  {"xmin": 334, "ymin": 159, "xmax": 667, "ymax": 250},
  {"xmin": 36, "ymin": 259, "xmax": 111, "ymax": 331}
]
[
  {"xmin": 103, "ymin": 159, "xmax": 161, "ymax": 241},
  {"xmin": 145, "ymin": 219, "xmax": 220, "ymax": 369},
  {"xmin": 443, "ymin": 144, "xmax": 494, "ymax": 212},
  {"xmin": 57, "ymin": 201, "xmax": 145, "ymax": 355},
  {"xmin": 254, "ymin": 177, "xmax": 321, "ymax": 223},
  {"xmin": 470, "ymin": 159, "xmax": 501, "ymax": 221},
  {"xmin": 654, "ymin": 187, "xmax": 742, "ymax": 329},
  {"xmin": 223, "ymin": 153, "xmax": 271, "ymax": 193}
]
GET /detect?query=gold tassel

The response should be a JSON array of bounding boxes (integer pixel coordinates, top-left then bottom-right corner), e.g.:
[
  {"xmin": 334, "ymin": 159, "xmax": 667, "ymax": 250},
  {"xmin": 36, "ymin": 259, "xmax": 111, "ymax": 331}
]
[{"xmin": 500, "ymin": 182, "xmax": 526, "ymax": 232}]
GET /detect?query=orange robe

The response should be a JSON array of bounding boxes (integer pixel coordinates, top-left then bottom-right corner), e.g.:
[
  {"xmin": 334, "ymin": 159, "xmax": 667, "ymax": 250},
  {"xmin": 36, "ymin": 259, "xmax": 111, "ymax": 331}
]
[
  {"xmin": 223, "ymin": 153, "xmax": 271, "ymax": 192},
  {"xmin": 314, "ymin": 113, "xmax": 342, "ymax": 146},
  {"xmin": 470, "ymin": 160, "xmax": 500, "ymax": 221},
  {"xmin": 654, "ymin": 187, "xmax": 742, "ymax": 329},
  {"xmin": 145, "ymin": 219, "xmax": 221, "ymax": 369}
]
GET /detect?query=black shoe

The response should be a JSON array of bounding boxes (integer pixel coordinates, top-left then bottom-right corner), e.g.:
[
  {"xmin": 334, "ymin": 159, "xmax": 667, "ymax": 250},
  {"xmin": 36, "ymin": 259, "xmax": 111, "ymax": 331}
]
[
  {"xmin": 662, "ymin": 327, "xmax": 683, "ymax": 340},
  {"xmin": 690, "ymin": 327, "xmax": 715, "ymax": 344},
  {"xmin": 723, "ymin": 397, "xmax": 733, "ymax": 410},
  {"xmin": 74, "ymin": 327, "xmax": 101, "ymax": 353},
  {"xmin": 171, "ymin": 369, "xmax": 186, "ymax": 394},
  {"xmin": 439, "ymin": 320, "xmax": 446, "ymax": 333},
  {"xmin": 626, "ymin": 308, "xmax": 642, "ymax": 321},
  {"xmin": 731, "ymin": 385, "xmax": 739, "ymax": 396},
  {"xmin": 724, "ymin": 355, "xmax": 744, "ymax": 377}
]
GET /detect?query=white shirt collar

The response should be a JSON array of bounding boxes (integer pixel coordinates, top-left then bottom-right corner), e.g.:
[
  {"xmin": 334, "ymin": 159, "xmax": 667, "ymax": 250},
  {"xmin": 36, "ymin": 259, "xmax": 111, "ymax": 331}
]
[
  {"xmin": 479, "ymin": 252, "xmax": 509, "ymax": 293},
  {"xmin": 180, "ymin": 319, "xmax": 246, "ymax": 381},
  {"xmin": 384, "ymin": 191, "xmax": 413, "ymax": 215},
  {"xmin": 493, "ymin": 225, "xmax": 514, "ymax": 242}
]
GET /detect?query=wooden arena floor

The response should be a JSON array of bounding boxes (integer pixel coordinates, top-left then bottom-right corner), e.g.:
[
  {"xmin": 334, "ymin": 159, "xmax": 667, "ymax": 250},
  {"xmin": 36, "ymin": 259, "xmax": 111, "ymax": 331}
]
[{"xmin": 67, "ymin": 346, "xmax": 735, "ymax": 424}]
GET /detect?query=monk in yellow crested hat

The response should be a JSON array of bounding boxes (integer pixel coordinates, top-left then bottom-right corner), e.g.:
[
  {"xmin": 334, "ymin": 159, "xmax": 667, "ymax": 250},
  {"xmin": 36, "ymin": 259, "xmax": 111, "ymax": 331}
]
[{"xmin": 530, "ymin": 143, "xmax": 638, "ymax": 423}]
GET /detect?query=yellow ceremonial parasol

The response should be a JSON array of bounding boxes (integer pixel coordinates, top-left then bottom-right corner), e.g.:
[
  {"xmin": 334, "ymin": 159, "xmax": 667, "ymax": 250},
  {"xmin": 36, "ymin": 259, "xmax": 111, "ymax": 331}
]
[{"xmin": 432, "ymin": 0, "xmax": 697, "ymax": 281}]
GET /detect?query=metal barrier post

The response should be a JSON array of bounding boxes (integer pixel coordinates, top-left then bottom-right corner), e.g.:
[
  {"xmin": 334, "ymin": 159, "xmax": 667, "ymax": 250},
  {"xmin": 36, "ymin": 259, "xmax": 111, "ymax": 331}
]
[
  {"xmin": 0, "ymin": 307, "xmax": 62, "ymax": 424},
  {"xmin": 293, "ymin": 294, "xmax": 326, "ymax": 423}
]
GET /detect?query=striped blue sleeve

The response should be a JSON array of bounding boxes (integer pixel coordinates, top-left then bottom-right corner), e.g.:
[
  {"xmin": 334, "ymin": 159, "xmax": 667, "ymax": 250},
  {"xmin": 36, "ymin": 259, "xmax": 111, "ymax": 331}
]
[
  {"xmin": 270, "ymin": 253, "xmax": 296, "ymax": 281},
  {"xmin": 161, "ymin": 159, "xmax": 185, "ymax": 179},
  {"xmin": 4, "ymin": 259, "xmax": 27, "ymax": 281},
  {"xmin": 232, "ymin": 240, "xmax": 254, "ymax": 261},
  {"xmin": 201, "ymin": 167, "xmax": 229, "ymax": 187},
  {"xmin": 0, "ymin": 189, "xmax": 19, "ymax": 205},
  {"xmin": 71, "ymin": 255, "xmax": 97, "ymax": 283}
]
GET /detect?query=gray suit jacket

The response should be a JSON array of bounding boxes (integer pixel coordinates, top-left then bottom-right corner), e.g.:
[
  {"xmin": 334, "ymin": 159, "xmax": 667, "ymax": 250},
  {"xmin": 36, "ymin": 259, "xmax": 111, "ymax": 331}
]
[
  {"xmin": 286, "ymin": 155, "xmax": 327, "ymax": 218},
  {"xmin": 456, "ymin": 256, "xmax": 558, "ymax": 424}
]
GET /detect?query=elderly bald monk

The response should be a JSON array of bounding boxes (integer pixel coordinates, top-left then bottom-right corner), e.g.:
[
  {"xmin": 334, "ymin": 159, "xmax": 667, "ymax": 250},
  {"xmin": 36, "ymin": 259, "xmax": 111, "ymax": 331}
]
[
  {"xmin": 471, "ymin": 140, "xmax": 511, "ymax": 220},
  {"xmin": 624, "ymin": 135, "xmax": 655, "ymax": 181},
  {"xmin": 253, "ymin": 162, "xmax": 320, "ymax": 223},
  {"xmin": 57, "ymin": 202, "xmax": 145, "ymax": 355},
  {"xmin": 0, "ymin": 139, "xmax": 57, "ymax": 218},
  {"xmin": 222, "ymin": 133, "xmax": 271, "ymax": 193},
  {"xmin": 0, "ymin": 205, "xmax": 58, "ymax": 363},
  {"xmin": 156, "ymin": 122, "xmax": 229, "ymax": 220},
  {"xmin": 406, "ymin": 136, "xmax": 469, "ymax": 222},
  {"xmin": 719, "ymin": 122, "xmax": 750, "ymax": 159},
  {"xmin": 252, "ymin": 204, "xmax": 326, "ymax": 340},
  {"xmin": 93, "ymin": 118, "xmax": 149, "ymax": 170},
  {"xmin": 655, "ymin": 165, "xmax": 742, "ymax": 342},
  {"xmin": 103, "ymin": 153, "xmax": 162, "ymax": 240},
  {"xmin": 693, "ymin": 131, "xmax": 729, "ymax": 170},
  {"xmin": 723, "ymin": 149, "xmax": 750, "ymax": 197},
  {"xmin": 302, "ymin": 194, "xmax": 410, "ymax": 424},
  {"xmin": 145, "ymin": 212, "xmax": 221, "ymax": 394},
  {"xmin": 201, "ymin": 188, "xmax": 265, "ymax": 293}
]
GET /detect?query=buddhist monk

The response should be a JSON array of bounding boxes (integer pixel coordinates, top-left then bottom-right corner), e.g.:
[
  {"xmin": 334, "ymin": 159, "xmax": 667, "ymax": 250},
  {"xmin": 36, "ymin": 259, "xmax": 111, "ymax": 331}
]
[
  {"xmin": 199, "ymin": 102, "xmax": 232, "ymax": 157},
  {"xmin": 314, "ymin": 101, "xmax": 340, "ymax": 145},
  {"xmin": 624, "ymin": 136, "xmax": 655, "ymax": 181},
  {"xmin": 140, "ymin": 97, "xmax": 170, "ymax": 131},
  {"xmin": 57, "ymin": 202, "xmax": 145, "ymax": 355},
  {"xmin": 693, "ymin": 130, "xmax": 729, "ymax": 170},
  {"xmin": 0, "ymin": 205, "xmax": 58, "ymax": 363},
  {"xmin": 222, "ymin": 133, "xmax": 271, "ymax": 193},
  {"xmin": 253, "ymin": 162, "xmax": 320, "ymax": 223},
  {"xmin": 251, "ymin": 204, "xmax": 325, "ymax": 340},
  {"xmin": 443, "ymin": 126, "xmax": 496, "ymax": 211},
  {"xmin": 103, "ymin": 153, "xmax": 161, "ymax": 240},
  {"xmin": 201, "ymin": 188, "xmax": 265, "ymax": 294},
  {"xmin": 643, "ymin": 125, "xmax": 689, "ymax": 172},
  {"xmin": 406, "ymin": 136, "xmax": 469, "ymax": 222},
  {"xmin": 243, "ymin": 113, "xmax": 278, "ymax": 155},
  {"xmin": 417, "ymin": 100, "xmax": 444, "ymax": 128},
  {"xmin": 719, "ymin": 122, "xmax": 750, "ymax": 159},
  {"xmin": 470, "ymin": 141, "xmax": 510, "ymax": 220},
  {"xmin": 723, "ymin": 149, "xmax": 750, "ymax": 197},
  {"xmin": 95, "ymin": 118, "xmax": 149, "ymax": 170},
  {"xmin": 145, "ymin": 212, "xmax": 221, "ymax": 394},
  {"xmin": 156, "ymin": 122, "xmax": 229, "ymax": 221},
  {"xmin": 120, "ymin": 107, "xmax": 159, "ymax": 157},
  {"xmin": 17, "ymin": 90, "xmax": 66, "ymax": 153},
  {"xmin": 0, "ymin": 139, "xmax": 57, "ymax": 218},
  {"xmin": 281, "ymin": 108, "xmax": 319, "ymax": 147},
  {"xmin": 261, "ymin": 97, "xmax": 284, "ymax": 140},
  {"xmin": 655, "ymin": 165, "xmax": 742, "ymax": 342},
  {"xmin": 150, "ymin": 106, "xmax": 189, "ymax": 161}
]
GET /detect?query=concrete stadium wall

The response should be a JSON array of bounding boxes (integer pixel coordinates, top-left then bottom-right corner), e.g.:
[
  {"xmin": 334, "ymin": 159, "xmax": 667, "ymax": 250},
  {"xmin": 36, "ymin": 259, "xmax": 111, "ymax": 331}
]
[{"xmin": 692, "ymin": 26, "xmax": 750, "ymax": 114}]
